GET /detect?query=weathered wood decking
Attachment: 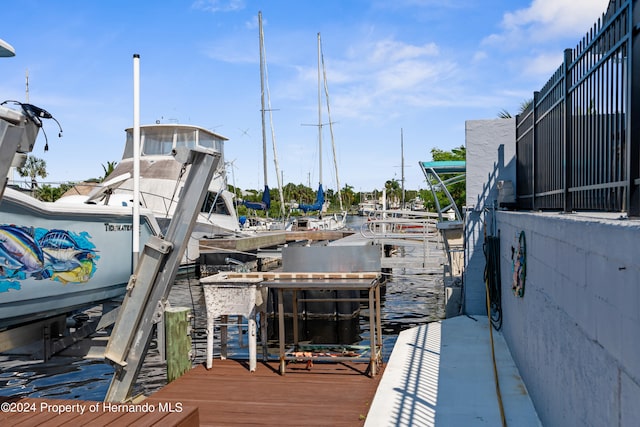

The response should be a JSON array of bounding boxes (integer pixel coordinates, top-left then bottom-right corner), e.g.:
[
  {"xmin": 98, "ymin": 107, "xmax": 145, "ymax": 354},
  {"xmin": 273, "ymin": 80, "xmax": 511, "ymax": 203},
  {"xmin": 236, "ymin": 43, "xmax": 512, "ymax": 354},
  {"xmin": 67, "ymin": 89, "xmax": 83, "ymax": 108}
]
[
  {"xmin": 146, "ymin": 360, "xmax": 384, "ymax": 426},
  {"xmin": 199, "ymin": 230, "xmax": 354, "ymax": 253},
  {"xmin": 1, "ymin": 359, "xmax": 381, "ymax": 426}
]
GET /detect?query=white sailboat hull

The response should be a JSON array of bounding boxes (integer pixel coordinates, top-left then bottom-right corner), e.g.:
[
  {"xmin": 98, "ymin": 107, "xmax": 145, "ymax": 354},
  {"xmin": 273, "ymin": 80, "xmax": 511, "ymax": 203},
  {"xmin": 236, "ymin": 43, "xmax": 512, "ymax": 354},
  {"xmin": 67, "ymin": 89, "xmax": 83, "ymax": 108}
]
[{"xmin": 294, "ymin": 212, "xmax": 347, "ymax": 231}]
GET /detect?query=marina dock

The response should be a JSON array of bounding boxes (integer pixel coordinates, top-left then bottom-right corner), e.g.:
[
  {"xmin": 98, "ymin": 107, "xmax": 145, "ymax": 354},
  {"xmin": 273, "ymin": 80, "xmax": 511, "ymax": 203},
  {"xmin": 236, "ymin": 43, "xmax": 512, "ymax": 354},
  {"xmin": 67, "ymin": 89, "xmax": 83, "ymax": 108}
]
[
  {"xmin": 146, "ymin": 360, "xmax": 382, "ymax": 426},
  {"xmin": 1, "ymin": 315, "xmax": 541, "ymax": 426},
  {"xmin": 1, "ymin": 214, "xmax": 522, "ymax": 426},
  {"xmin": 0, "ymin": 361, "xmax": 380, "ymax": 426}
]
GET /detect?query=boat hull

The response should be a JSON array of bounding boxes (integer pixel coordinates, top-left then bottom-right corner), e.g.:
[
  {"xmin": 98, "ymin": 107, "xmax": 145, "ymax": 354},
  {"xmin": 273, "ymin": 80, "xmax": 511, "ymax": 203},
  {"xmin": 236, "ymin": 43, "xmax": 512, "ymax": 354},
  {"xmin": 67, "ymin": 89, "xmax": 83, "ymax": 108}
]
[{"xmin": 0, "ymin": 189, "xmax": 159, "ymax": 330}]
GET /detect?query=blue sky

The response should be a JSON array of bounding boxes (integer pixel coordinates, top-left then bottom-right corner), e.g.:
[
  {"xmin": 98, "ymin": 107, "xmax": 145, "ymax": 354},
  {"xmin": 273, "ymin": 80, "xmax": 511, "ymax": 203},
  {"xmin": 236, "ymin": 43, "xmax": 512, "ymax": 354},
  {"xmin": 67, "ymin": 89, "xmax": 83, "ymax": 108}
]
[{"xmin": 2, "ymin": 0, "xmax": 609, "ymax": 193}]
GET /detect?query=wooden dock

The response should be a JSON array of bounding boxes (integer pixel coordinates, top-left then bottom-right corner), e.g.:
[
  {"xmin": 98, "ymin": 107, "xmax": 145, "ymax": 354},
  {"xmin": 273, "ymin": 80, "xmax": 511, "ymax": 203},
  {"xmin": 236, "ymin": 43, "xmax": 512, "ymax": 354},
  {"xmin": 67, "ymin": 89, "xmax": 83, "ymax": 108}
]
[
  {"xmin": 1, "ymin": 360, "xmax": 382, "ymax": 426},
  {"xmin": 199, "ymin": 230, "xmax": 353, "ymax": 253},
  {"xmin": 146, "ymin": 360, "xmax": 384, "ymax": 426}
]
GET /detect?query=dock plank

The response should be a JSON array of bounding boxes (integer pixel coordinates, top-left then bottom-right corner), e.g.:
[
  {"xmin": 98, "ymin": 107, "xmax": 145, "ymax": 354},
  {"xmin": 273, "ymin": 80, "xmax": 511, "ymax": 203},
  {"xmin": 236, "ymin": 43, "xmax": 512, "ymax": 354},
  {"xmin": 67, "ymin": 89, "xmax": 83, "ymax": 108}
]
[{"xmin": 146, "ymin": 360, "xmax": 384, "ymax": 426}]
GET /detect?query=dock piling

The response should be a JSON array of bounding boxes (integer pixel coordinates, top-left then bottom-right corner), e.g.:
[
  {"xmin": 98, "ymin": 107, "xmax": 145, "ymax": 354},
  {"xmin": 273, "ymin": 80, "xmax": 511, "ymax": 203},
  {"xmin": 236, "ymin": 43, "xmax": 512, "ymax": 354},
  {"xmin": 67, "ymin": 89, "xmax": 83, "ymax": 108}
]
[{"xmin": 165, "ymin": 307, "xmax": 192, "ymax": 383}]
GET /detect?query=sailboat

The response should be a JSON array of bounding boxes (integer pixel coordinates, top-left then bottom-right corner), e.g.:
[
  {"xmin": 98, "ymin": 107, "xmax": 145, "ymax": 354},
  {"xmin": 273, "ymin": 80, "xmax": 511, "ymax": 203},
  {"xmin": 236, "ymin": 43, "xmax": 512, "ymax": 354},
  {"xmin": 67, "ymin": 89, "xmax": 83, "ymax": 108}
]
[
  {"xmin": 238, "ymin": 11, "xmax": 291, "ymax": 232},
  {"xmin": 293, "ymin": 33, "xmax": 347, "ymax": 231}
]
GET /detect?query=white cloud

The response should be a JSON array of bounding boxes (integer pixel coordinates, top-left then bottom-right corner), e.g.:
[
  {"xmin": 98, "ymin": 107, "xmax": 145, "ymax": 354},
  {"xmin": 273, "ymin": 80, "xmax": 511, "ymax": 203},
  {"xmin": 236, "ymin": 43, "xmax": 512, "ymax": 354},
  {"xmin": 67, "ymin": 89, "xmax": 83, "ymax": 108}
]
[
  {"xmin": 369, "ymin": 40, "xmax": 439, "ymax": 63},
  {"xmin": 472, "ymin": 51, "xmax": 488, "ymax": 62},
  {"xmin": 325, "ymin": 38, "xmax": 458, "ymax": 120},
  {"xmin": 479, "ymin": 0, "xmax": 610, "ymax": 82},
  {"xmin": 486, "ymin": 0, "xmax": 610, "ymax": 45},
  {"xmin": 520, "ymin": 51, "xmax": 564, "ymax": 77},
  {"xmin": 191, "ymin": 0, "xmax": 245, "ymax": 13},
  {"xmin": 503, "ymin": 0, "xmax": 609, "ymax": 37}
]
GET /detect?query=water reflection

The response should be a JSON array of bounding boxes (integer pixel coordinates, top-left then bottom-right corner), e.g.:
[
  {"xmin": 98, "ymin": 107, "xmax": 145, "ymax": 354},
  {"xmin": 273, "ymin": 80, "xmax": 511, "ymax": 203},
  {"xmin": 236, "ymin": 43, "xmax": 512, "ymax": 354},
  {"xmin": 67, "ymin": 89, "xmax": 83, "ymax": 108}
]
[{"xmin": 0, "ymin": 216, "xmax": 445, "ymax": 401}]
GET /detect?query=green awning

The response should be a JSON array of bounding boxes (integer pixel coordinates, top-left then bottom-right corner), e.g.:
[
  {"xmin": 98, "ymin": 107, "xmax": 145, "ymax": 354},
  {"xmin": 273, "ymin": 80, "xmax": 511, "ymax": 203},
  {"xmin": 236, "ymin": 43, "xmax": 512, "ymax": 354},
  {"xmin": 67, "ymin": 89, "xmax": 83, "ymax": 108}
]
[{"xmin": 420, "ymin": 160, "xmax": 466, "ymax": 174}]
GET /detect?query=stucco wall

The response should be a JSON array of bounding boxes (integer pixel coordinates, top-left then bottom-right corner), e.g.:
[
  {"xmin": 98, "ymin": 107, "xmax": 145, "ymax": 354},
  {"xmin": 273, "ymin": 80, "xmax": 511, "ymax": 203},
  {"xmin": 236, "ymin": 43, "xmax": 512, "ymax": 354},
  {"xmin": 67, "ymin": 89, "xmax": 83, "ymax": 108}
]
[
  {"xmin": 496, "ymin": 211, "xmax": 640, "ymax": 426},
  {"xmin": 464, "ymin": 117, "xmax": 640, "ymax": 426},
  {"xmin": 464, "ymin": 118, "xmax": 516, "ymax": 314}
]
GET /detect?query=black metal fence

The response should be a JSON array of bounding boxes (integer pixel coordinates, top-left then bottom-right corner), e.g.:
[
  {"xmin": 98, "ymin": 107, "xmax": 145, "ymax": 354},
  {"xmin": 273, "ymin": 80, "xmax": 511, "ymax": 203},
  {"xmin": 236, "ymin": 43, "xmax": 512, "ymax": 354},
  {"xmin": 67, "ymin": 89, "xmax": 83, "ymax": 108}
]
[{"xmin": 516, "ymin": 0, "xmax": 640, "ymax": 216}]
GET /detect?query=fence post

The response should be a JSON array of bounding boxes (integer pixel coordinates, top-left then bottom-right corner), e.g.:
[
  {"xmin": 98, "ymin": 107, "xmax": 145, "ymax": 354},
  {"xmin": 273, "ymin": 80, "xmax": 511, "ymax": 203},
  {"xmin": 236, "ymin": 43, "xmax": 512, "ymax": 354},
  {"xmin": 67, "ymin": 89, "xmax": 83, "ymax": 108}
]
[
  {"xmin": 532, "ymin": 91, "xmax": 539, "ymax": 211},
  {"xmin": 562, "ymin": 49, "xmax": 573, "ymax": 213},
  {"xmin": 628, "ymin": 1, "xmax": 640, "ymax": 217}
]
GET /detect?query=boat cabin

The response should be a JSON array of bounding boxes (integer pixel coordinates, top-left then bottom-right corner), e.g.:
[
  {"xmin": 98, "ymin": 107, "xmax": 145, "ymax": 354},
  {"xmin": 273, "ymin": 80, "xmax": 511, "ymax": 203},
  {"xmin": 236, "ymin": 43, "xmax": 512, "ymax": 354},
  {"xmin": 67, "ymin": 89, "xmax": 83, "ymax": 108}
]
[{"xmin": 121, "ymin": 124, "xmax": 227, "ymax": 159}]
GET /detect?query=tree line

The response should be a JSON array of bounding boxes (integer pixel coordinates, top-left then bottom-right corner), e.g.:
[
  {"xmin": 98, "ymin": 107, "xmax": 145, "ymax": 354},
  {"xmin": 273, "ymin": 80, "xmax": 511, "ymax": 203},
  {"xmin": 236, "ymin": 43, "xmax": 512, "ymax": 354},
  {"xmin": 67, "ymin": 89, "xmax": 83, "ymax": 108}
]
[{"xmin": 15, "ymin": 146, "xmax": 466, "ymax": 216}]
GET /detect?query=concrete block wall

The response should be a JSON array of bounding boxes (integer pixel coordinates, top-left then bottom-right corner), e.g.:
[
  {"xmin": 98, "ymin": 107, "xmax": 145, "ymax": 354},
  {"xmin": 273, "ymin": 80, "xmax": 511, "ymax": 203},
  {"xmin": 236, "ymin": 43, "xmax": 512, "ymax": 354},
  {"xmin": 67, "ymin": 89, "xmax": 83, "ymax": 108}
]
[
  {"xmin": 464, "ymin": 118, "xmax": 515, "ymax": 314},
  {"xmin": 496, "ymin": 211, "xmax": 640, "ymax": 427}
]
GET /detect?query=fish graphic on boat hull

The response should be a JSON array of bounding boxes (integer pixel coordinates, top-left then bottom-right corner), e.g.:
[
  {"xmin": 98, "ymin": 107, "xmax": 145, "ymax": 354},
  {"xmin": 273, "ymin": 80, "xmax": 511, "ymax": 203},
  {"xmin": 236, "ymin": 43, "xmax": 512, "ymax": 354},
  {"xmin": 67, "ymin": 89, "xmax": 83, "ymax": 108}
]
[{"xmin": 0, "ymin": 225, "xmax": 99, "ymax": 291}]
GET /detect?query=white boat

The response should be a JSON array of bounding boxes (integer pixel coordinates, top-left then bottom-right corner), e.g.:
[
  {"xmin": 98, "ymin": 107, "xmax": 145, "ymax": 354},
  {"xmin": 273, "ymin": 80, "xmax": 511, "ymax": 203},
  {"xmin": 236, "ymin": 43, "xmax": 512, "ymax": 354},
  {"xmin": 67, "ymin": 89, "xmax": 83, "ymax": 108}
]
[
  {"xmin": 357, "ymin": 193, "xmax": 382, "ymax": 216},
  {"xmin": 0, "ymin": 64, "xmax": 161, "ymax": 329},
  {"xmin": 59, "ymin": 123, "xmax": 243, "ymax": 264},
  {"xmin": 410, "ymin": 196, "xmax": 425, "ymax": 211},
  {"xmin": 0, "ymin": 187, "xmax": 160, "ymax": 329},
  {"xmin": 1, "ymin": 45, "xmax": 220, "ymax": 335}
]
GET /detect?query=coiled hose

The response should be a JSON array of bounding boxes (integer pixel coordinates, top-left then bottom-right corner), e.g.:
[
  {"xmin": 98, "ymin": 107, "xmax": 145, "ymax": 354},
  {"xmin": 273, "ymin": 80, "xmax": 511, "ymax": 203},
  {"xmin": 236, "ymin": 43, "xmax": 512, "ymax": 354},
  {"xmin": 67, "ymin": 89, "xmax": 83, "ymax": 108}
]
[
  {"xmin": 484, "ymin": 230, "xmax": 507, "ymax": 426},
  {"xmin": 484, "ymin": 232, "xmax": 502, "ymax": 331}
]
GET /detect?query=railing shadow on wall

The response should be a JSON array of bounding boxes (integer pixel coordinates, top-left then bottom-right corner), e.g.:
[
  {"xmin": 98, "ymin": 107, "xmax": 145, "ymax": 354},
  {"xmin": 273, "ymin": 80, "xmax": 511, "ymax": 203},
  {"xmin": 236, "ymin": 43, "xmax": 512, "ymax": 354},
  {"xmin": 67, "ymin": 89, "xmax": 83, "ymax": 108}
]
[{"xmin": 515, "ymin": 0, "xmax": 640, "ymax": 217}]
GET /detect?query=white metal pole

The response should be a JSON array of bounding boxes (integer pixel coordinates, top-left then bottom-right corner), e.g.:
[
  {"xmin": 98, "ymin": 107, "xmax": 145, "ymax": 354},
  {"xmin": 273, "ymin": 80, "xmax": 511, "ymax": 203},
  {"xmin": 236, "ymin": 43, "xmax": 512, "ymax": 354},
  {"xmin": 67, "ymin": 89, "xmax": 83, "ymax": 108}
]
[
  {"xmin": 317, "ymin": 33, "xmax": 322, "ymax": 188},
  {"xmin": 133, "ymin": 54, "xmax": 141, "ymax": 269}
]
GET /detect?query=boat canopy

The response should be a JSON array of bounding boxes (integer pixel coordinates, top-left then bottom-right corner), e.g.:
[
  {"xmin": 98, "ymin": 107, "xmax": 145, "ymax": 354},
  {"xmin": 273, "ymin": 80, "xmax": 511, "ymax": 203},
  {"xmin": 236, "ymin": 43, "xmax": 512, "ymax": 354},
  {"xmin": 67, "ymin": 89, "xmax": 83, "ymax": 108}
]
[
  {"xmin": 122, "ymin": 125, "xmax": 227, "ymax": 159},
  {"xmin": 419, "ymin": 160, "xmax": 465, "ymax": 223},
  {"xmin": 240, "ymin": 185, "xmax": 271, "ymax": 211},
  {"xmin": 299, "ymin": 183, "xmax": 324, "ymax": 213},
  {"xmin": 0, "ymin": 39, "xmax": 15, "ymax": 57},
  {"xmin": 419, "ymin": 160, "xmax": 466, "ymax": 174}
]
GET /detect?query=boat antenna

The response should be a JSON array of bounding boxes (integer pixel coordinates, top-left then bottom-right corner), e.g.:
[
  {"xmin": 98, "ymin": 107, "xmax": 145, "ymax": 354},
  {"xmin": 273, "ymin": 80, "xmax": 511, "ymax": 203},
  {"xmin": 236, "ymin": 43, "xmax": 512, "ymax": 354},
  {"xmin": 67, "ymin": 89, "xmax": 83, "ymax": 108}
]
[
  {"xmin": 25, "ymin": 69, "xmax": 29, "ymax": 103},
  {"xmin": 0, "ymin": 100, "xmax": 63, "ymax": 151}
]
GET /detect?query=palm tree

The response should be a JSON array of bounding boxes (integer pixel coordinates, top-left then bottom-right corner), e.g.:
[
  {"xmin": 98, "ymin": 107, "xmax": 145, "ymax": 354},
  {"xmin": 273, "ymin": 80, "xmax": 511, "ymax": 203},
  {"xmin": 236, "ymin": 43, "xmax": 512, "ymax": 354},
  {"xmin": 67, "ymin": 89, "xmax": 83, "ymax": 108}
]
[
  {"xmin": 341, "ymin": 183, "xmax": 355, "ymax": 210},
  {"xmin": 385, "ymin": 179, "xmax": 401, "ymax": 208},
  {"xmin": 17, "ymin": 155, "xmax": 48, "ymax": 189},
  {"xmin": 498, "ymin": 109, "xmax": 512, "ymax": 119},
  {"xmin": 101, "ymin": 161, "xmax": 118, "ymax": 182},
  {"xmin": 498, "ymin": 98, "xmax": 533, "ymax": 118}
]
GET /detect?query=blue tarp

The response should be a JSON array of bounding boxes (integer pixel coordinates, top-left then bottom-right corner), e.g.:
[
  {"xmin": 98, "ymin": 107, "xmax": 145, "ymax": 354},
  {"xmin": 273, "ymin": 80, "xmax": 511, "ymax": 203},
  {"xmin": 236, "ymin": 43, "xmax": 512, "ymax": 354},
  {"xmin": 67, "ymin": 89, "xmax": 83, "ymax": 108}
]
[
  {"xmin": 299, "ymin": 183, "xmax": 324, "ymax": 213},
  {"xmin": 241, "ymin": 185, "xmax": 271, "ymax": 211}
]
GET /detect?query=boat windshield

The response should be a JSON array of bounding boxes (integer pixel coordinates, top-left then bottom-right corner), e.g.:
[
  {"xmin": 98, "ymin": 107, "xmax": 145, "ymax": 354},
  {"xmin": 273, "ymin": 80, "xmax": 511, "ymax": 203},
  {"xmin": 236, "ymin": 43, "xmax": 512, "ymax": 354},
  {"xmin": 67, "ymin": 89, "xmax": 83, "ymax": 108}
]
[
  {"xmin": 201, "ymin": 191, "xmax": 230, "ymax": 216},
  {"xmin": 123, "ymin": 126, "xmax": 224, "ymax": 158}
]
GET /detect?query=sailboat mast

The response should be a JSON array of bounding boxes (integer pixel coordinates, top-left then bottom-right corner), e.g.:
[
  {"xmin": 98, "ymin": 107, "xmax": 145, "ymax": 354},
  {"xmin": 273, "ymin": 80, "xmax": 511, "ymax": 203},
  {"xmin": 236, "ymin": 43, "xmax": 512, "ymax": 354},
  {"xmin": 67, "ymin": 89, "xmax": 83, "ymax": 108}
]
[
  {"xmin": 319, "ymin": 35, "xmax": 343, "ymax": 212},
  {"xmin": 317, "ymin": 32, "xmax": 322, "ymax": 187},
  {"xmin": 401, "ymin": 128, "xmax": 405, "ymax": 208},
  {"xmin": 259, "ymin": 11, "xmax": 268, "ymax": 187},
  {"xmin": 259, "ymin": 11, "xmax": 286, "ymax": 220}
]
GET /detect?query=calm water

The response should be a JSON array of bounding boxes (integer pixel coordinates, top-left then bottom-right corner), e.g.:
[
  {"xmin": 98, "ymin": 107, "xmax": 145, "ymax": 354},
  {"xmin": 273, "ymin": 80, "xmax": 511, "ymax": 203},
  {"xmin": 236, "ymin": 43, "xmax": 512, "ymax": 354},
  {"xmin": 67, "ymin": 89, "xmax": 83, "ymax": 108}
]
[{"xmin": 0, "ymin": 215, "xmax": 444, "ymax": 401}]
